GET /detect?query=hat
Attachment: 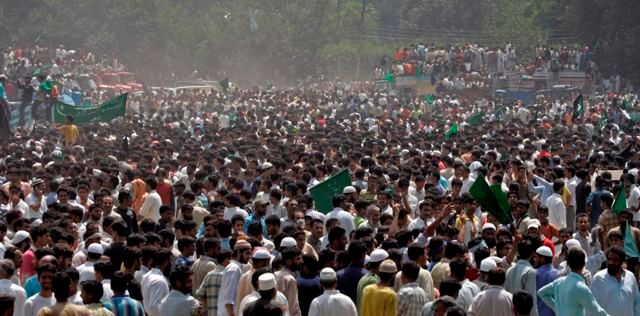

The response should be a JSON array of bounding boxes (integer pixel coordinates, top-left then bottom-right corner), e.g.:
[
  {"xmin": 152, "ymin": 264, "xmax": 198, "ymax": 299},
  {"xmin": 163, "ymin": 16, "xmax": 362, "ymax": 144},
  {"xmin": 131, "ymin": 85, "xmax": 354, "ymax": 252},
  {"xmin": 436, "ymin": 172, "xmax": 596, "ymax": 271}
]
[
  {"xmin": 11, "ymin": 230, "xmax": 30, "ymax": 245},
  {"xmin": 280, "ymin": 237, "xmax": 297, "ymax": 248},
  {"xmin": 379, "ymin": 259, "xmax": 398, "ymax": 273},
  {"xmin": 87, "ymin": 243, "xmax": 104, "ymax": 255},
  {"xmin": 31, "ymin": 178, "xmax": 44, "ymax": 188},
  {"xmin": 480, "ymin": 257, "xmax": 497, "ymax": 272},
  {"xmin": 527, "ymin": 219, "xmax": 541, "ymax": 229},
  {"xmin": 258, "ymin": 273, "xmax": 277, "ymax": 291},
  {"xmin": 343, "ymin": 186, "xmax": 357, "ymax": 194},
  {"xmin": 369, "ymin": 249, "xmax": 389, "ymax": 263},
  {"xmin": 319, "ymin": 267, "xmax": 337, "ymax": 281},
  {"xmin": 260, "ymin": 162, "xmax": 273, "ymax": 170},
  {"xmin": 233, "ymin": 240, "xmax": 252, "ymax": 251},
  {"xmin": 565, "ymin": 239, "xmax": 581, "ymax": 250},
  {"xmin": 536, "ymin": 246, "xmax": 553, "ymax": 257},
  {"xmin": 482, "ymin": 223, "xmax": 496, "ymax": 231},
  {"xmin": 252, "ymin": 248, "xmax": 271, "ymax": 260}
]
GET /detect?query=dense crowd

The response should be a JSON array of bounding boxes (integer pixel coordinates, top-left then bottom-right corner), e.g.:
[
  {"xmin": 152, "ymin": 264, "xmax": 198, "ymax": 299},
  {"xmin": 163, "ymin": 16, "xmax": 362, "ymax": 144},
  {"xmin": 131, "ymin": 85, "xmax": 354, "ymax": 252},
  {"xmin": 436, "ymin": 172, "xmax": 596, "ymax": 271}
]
[{"xmin": 0, "ymin": 42, "xmax": 639, "ymax": 316}]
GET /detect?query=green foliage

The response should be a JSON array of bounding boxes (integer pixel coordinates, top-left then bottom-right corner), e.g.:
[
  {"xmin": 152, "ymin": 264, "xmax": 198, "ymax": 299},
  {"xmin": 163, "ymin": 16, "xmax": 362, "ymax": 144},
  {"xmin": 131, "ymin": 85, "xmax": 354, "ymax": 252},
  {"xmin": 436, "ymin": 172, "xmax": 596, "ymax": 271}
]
[{"xmin": 0, "ymin": 0, "xmax": 636, "ymax": 85}]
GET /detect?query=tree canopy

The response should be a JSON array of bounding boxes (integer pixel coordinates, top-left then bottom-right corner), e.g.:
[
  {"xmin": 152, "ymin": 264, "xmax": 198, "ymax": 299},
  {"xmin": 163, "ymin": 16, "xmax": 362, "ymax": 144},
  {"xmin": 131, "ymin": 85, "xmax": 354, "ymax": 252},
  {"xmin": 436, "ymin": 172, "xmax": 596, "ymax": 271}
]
[{"xmin": 0, "ymin": 0, "xmax": 637, "ymax": 86}]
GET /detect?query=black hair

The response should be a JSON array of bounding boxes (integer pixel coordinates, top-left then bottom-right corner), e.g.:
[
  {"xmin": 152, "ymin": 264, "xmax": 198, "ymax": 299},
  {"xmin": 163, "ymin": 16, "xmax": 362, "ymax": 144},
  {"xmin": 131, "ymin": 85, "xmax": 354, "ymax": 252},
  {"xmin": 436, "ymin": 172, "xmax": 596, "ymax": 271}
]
[
  {"xmin": 81, "ymin": 280, "xmax": 104, "ymax": 304},
  {"xmin": 513, "ymin": 290, "xmax": 534, "ymax": 315}
]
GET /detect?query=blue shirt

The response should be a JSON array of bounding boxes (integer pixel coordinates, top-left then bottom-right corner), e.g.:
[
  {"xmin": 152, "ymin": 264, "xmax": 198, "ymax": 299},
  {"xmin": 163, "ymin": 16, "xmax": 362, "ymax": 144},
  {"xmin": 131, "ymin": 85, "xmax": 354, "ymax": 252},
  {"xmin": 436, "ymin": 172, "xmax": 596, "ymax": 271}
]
[
  {"xmin": 110, "ymin": 294, "xmax": 145, "ymax": 316},
  {"xmin": 336, "ymin": 264, "xmax": 367, "ymax": 303},
  {"xmin": 536, "ymin": 264, "xmax": 559, "ymax": 316},
  {"xmin": 586, "ymin": 188, "xmax": 610, "ymax": 227},
  {"xmin": 24, "ymin": 275, "xmax": 40, "ymax": 298},
  {"xmin": 530, "ymin": 175, "xmax": 554, "ymax": 204},
  {"xmin": 538, "ymin": 272, "xmax": 608, "ymax": 316},
  {"xmin": 243, "ymin": 213, "xmax": 267, "ymax": 237}
]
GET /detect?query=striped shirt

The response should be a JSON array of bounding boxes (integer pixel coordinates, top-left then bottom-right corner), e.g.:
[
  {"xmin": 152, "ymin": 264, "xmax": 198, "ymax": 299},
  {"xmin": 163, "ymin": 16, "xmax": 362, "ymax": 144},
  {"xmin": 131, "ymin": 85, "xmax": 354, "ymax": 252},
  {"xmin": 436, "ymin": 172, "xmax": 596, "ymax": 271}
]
[
  {"xmin": 196, "ymin": 265, "xmax": 225, "ymax": 316},
  {"xmin": 109, "ymin": 295, "xmax": 145, "ymax": 316}
]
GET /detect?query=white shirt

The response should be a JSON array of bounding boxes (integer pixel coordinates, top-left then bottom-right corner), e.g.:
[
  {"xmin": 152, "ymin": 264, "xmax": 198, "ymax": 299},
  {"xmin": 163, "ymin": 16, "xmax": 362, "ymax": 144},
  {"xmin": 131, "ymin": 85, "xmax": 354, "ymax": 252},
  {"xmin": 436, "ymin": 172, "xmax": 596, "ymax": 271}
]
[
  {"xmin": 77, "ymin": 261, "xmax": 96, "ymax": 282},
  {"xmin": 325, "ymin": 207, "xmax": 355, "ymax": 238},
  {"xmin": 308, "ymin": 289, "xmax": 356, "ymax": 316},
  {"xmin": 0, "ymin": 279, "xmax": 26, "ymax": 316},
  {"xmin": 590, "ymin": 269, "xmax": 640, "ymax": 316},
  {"xmin": 139, "ymin": 190, "xmax": 162, "ymax": 222},
  {"xmin": 238, "ymin": 291, "xmax": 289, "ymax": 316},
  {"xmin": 218, "ymin": 260, "xmax": 243, "ymax": 316},
  {"xmin": 544, "ymin": 193, "xmax": 567, "ymax": 228},
  {"xmin": 628, "ymin": 186, "xmax": 640, "ymax": 221},
  {"xmin": 141, "ymin": 268, "xmax": 170, "ymax": 316},
  {"xmin": 160, "ymin": 289, "xmax": 200, "ymax": 316},
  {"xmin": 407, "ymin": 217, "xmax": 433, "ymax": 232},
  {"xmin": 134, "ymin": 265, "xmax": 150, "ymax": 283},
  {"xmin": 467, "ymin": 286, "xmax": 513, "ymax": 316},
  {"xmin": 456, "ymin": 279, "xmax": 480, "ymax": 312},
  {"xmin": 223, "ymin": 207, "xmax": 248, "ymax": 221},
  {"xmin": 25, "ymin": 193, "xmax": 47, "ymax": 219},
  {"xmin": 267, "ymin": 201, "xmax": 286, "ymax": 218},
  {"xmin": 567, "ymin": 176, "xmax": 579, "ymax": 208},
  {"xmin": 101, "ymin": 279, "xmax": 114, "ymax": 303},
  {"xmin": 3, "ymin": 199, "xmax": 29, "ymax": 216},
  {"xmin": 24, "ymin": 293, "xmax": 56, "ymax": 316}
]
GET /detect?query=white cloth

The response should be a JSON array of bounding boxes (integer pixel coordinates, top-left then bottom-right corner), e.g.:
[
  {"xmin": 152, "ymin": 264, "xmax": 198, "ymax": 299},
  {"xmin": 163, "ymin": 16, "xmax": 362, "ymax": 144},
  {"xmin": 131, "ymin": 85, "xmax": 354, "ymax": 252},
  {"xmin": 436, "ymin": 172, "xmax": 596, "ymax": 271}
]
[
  {"xmin": 77, "ymin": 261, "xmax": 96, "ymax": 282},
  {"xmin": 139, "ymin": 191, "xmax": 162, "ymax": 222},
  {"xmin": 218, "ymin": 260, "xmax": 243, "ymax": 316},
  {"xmin": 223, "ymin": 207, "xmax": 248, "ymax": 221},
  {"xmin": 0, "ymin": 279, "xmax": 26, "ymax": 316},
  {"xmin": 24, "ymin": 293, "xmax": 56, "ymax": 316},
  {"xmin": 545, "ymin": 193, "xmax": 567, "ymax": 229},
  {"xmin": 467, "ymin": 286, "xmax": 512, "ymax": 316},
  {"xmin": 237, "ymin": 291, "xmax": 289, "ymax": 316},
  {"xmin": 25, "ymin": 193, "xmax": 47, "ymax": 219},
  {"xmin": 308, "ymin": 289, "xmax": 357, "ymax": 316},
  {"xmin": 159, "ymin": 290, "xmax": 200, "ymax": 316},
  {"xmin": 325, "ymin": 207, "xmax": 355, "ymax": 238},
  {"xmin": 101, "ymin": 279, "xmax": 114, "ymax": 303},
  {"xmin": 590, "ymin": 269, "xmax": 640, "ymax": 316},
  {"xmin": 456, "ymin": 280, "xmax": 480, "ymax": 312},
  {"xmin": 141, "ymin": 268, "xmax": 170, "ymax": 316}
]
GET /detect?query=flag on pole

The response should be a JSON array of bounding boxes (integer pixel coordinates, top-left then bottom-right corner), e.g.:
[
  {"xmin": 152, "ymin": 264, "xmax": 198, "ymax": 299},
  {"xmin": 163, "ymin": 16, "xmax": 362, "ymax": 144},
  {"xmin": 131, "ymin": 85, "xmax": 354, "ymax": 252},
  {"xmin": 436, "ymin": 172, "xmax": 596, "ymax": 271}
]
[
  {"xmin": 469, "ymin": 176, "xmax": 513, "ymax": 225},
  {"xmin": 309, "ymin": 169, "xmax": 351, "ymax": 214},
  {"xmin": 384, "ymin": 73, "xmax": 394, "ymax": 82},
  {"xmin": 467, "ymin": 112, "xmax": 484, "ymax": 125},
  {"xmin": 624, "ymin": 221, "xmax": 640, "ymax": 259},
  {"xmin": 613, "ymin": 184, "xmax": 627, "ymax": 215},
  {"xmin": 444, "ymin": 124, "xmax": 458, "ymax": 140},
  {"xmin": 572, "ymin": 94, "xmax": 584, "ymax": 121}
]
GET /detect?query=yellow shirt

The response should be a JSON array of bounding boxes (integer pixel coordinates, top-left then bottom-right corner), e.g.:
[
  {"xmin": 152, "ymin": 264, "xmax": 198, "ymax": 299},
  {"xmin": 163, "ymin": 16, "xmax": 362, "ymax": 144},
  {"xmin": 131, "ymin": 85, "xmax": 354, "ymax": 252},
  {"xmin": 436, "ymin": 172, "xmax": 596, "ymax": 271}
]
[
  {"xmin": 361, "ymin": 284, "xmax": 397, "ymax": 316},
  {"xmin": 59, "ymin": 124, "xmax": 79, "ymax": 145}
]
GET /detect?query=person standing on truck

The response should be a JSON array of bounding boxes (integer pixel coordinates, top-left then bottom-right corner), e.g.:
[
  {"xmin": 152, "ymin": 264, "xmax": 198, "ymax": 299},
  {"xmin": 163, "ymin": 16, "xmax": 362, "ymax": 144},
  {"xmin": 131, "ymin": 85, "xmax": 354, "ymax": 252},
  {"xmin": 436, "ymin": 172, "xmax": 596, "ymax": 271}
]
[{"xmin": 16, "ymin": 76, "xmax": 34, "ymax": 125}]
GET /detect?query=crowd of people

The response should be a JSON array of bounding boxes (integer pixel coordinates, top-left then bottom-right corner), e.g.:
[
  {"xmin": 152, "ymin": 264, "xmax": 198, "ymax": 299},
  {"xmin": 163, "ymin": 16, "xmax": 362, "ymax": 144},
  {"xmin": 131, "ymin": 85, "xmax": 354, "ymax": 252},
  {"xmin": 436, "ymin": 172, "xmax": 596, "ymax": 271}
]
[{"xmin": 0, "ymin": 40, "xmax": 639, "ymax": 316}]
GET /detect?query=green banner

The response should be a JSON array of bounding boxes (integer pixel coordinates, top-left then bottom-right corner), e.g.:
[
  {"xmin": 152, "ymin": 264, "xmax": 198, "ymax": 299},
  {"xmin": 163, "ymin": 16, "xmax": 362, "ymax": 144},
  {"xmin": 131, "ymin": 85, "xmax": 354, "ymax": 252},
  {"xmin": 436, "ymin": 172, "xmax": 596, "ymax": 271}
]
[
  {"xmin": 53, "ymin": 93, "xmax": 128, "ymax": 124},
  {"xmin": 309, "ymin": 169, "xmax": 351, "ymax": 214}
]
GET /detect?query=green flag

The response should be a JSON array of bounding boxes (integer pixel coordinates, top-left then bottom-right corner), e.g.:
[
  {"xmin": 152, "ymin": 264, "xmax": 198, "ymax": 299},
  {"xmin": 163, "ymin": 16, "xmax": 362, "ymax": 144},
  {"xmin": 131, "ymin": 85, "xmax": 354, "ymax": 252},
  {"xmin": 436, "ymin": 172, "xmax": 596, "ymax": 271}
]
[
  {"xmin": 309, "ymin": 169, "xmax": 352, "ymax": 214},
  {"xmin": 384, "ymin": 73, "xmax": 394, "ymax": 82},
  {"xmin": 53, "ymin": 93, "xmax": 128, "ymax": 125},
  {"xmin": 494, "ymin": 106, "xmax": 506, "ymax": 118},
  {"xmin": 572, "ymin": 94, "xmax": 584, "ymax": 120},
  {"xmin": 469, "ymin": 176, "xmax": 513, "ymax": 225},
  {"xmin": 423, "ymin": 94, "xmax": 435, "ymax": 105},
  {"xmin": 598, "ymin": 110, "xmax": 608, "ymax": 133},
  {"xmin": 625, "ymin": 221, "xmax": 640, "ymax": 259},
  {"xmin": 613, "ymin": 184, "xmax": 627, "ymax": 215},
  {"xmin": 623, "ymin": 98, "xmax": 631, "ymax": 109},
  {"xmin": 444, "ymin": 124, "xmax": 458, "ymax": 140},
  {"xmin": 467, "ymin": 112, "xmax": 484, "ymax": 125},
  {"xmin": 415, "ymin": 67, "xmax": 422, "ymax": 77}
]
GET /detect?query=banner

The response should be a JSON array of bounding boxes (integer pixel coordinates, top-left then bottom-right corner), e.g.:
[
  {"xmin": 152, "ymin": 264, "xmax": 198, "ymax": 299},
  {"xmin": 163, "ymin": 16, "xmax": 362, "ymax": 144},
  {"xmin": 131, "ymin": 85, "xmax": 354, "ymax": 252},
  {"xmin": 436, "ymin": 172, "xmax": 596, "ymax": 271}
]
[
  {"xmin": 309, "ymin": 169, "xmax": 351, "ymax": 214},
  {"xmin": 53, "ymin": 93, "xmax": 127, "ymax": 125},
  {"xmin": 9, "ymin": 102, "xmax": 34, "ymax": 132}
]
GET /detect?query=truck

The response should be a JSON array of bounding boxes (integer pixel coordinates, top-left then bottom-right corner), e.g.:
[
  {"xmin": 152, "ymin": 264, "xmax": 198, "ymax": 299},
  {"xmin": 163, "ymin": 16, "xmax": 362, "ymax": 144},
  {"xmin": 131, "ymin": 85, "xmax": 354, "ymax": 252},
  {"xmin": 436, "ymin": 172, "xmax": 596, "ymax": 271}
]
[{"xmin": 94, "ymin": 72, "xmax": 144, "ymax": 92}]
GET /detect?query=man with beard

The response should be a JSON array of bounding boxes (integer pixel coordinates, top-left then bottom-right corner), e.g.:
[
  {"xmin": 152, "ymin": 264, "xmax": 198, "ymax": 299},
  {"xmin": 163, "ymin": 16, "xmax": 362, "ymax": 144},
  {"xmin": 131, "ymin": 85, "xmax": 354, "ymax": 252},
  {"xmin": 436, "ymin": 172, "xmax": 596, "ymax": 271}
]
[
  {"xmin": 219, "ymin": 240, "xmax": 252, "ymax": 316},
  {"xmin": 590, "ymin": 246, "xmax": 640, "ymax": 316},
  {"xmin": 275, "ymin": 248, "xmax": 302, "ymax": 316},
  {"xmin": 481, "ymin": 223, "xmax": 497, "ymax": 250}
]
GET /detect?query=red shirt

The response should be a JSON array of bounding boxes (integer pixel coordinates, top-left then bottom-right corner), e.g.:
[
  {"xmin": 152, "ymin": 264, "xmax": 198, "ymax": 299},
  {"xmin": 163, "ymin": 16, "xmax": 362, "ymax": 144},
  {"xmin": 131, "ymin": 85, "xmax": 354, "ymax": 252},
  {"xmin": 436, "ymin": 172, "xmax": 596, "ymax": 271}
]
[
  {"xmin": 156, "ymin": 182, "xmax": 173, "ymax": 205},
  {"xmin": 542, "ymin": 237, "xmax": 556, "ymax": 256}
]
